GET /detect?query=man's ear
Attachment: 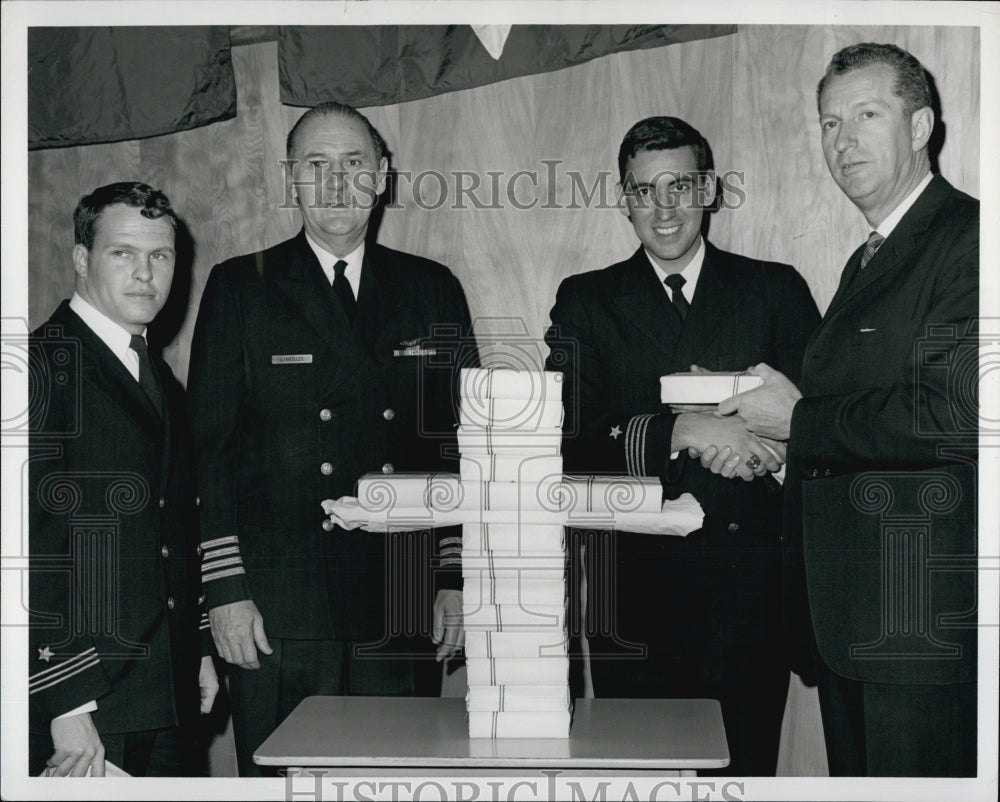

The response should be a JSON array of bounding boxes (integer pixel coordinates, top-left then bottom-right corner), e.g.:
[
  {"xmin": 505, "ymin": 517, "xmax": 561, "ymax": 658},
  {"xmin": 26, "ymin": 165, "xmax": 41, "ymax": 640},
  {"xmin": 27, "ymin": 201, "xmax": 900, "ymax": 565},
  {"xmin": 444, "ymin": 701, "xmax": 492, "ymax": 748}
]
[
  {"xmin": 72, "ymin": 244, "xmax": 89, "ymax": 277},
  {"xmin": 910, "ymin": 106, "xmax": 934, "ymax": 153},
  {"xmin": 375, "ymin": 156, "xmax": 389, "ymax": 196}
]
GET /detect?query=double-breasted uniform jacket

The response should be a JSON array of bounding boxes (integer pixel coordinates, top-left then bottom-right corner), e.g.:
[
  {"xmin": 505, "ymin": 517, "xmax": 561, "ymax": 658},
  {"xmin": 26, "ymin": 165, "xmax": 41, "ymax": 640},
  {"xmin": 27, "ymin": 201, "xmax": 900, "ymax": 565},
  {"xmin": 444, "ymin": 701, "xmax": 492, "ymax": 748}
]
[
  {"xmin": 187, "ymin": 231, "xmax": 476, "ymax": 643},
  {"xmin": 28, "ymin": 301, "xmax": 208, "ymax": 736},
  {"xmin": 545, "ymin": 243, "xmax": 821, "ymax": 664},
  {"xmin": 787, "ymin": 175, "xmax": 978, "ymax": 686}
]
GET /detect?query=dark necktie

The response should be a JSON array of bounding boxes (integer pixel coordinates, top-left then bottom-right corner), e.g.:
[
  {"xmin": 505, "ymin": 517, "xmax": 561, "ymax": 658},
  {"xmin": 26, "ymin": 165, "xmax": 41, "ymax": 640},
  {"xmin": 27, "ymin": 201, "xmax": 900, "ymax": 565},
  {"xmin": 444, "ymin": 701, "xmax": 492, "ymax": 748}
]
[
  {"xmin": 663, "ymin": 273, "xmax": 689, "ymax": 322},
  {"xmin": 860, "ymin": 231, "xmax": 885, "ymax": 269},
  {"xmin": 332, "ymin": 259, "xmax": 356, "ymax": 320},
  {"xmin": 129, "ymin": 334, "xmax": 164, "ymax": 417}
]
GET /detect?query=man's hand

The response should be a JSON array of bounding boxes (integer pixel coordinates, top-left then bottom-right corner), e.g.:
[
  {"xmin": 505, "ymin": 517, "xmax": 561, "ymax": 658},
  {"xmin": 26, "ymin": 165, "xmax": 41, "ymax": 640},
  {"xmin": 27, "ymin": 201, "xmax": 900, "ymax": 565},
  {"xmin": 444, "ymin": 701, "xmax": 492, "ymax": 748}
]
[
  {"xmin": 432, "ymin": 588, "xmax": 464, "ymax": 662},
  {"xmin": 199, "ymin": 654, "xmax": 220, "ymax": 713},
  {"xmin": 209, "ymin": 599, "xmax": 272, "ymax": 669},
  {"xmin": 673, "ymin": 411, "xmax": 782, "ymax": 481},
  {"xmin": 718, "ymin": 363, "xmax": 801, "ymax": 440},
  {"xmin": 47, "ymin": 713, "xmax": 104, "ymax": 777}
]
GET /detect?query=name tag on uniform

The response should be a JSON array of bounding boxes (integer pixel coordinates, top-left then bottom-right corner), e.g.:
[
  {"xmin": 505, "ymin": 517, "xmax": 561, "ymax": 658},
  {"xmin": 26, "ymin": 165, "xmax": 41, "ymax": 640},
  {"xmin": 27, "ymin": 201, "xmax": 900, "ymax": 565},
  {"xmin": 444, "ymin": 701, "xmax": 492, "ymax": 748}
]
[
  {"xmin": 272, "ymin": 354, "xmax": 313, "ymax": 364},
  {"xmin": 393, "ymin": 338, "xmax": 436, "ymax": 357}
]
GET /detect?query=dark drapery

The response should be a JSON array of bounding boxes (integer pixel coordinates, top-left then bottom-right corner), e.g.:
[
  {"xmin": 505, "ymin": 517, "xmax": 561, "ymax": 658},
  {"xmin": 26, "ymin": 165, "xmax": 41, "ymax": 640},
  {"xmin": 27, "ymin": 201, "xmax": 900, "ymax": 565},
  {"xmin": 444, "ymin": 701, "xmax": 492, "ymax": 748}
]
[
  {"xmin": 277, "ymin": 25, "xmax": 737, "ymax": 107},
  {"xmin": 27, "ymin": 25, "xmax": 735, "ymax": 149},
  {"xmin": 28, "ymin": 26, "xmax": 236, "ymax": 149}
]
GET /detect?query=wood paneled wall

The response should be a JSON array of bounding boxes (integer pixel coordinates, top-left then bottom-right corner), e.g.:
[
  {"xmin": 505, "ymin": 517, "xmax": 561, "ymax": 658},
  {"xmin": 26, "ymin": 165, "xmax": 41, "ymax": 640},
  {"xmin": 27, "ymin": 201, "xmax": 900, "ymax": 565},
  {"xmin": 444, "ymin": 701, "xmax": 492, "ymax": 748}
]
[{"xmin": 26, "ymin": 25, "xmax": 981, "ymax": 776}]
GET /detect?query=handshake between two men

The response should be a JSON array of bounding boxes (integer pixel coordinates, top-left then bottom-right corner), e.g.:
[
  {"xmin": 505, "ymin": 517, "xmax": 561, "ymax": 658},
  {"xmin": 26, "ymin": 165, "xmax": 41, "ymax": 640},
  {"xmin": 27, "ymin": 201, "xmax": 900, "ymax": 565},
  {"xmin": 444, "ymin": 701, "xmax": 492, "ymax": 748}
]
[{"xmin": 674, "ymin": 364, "xmax": 799, "ymax": 482}]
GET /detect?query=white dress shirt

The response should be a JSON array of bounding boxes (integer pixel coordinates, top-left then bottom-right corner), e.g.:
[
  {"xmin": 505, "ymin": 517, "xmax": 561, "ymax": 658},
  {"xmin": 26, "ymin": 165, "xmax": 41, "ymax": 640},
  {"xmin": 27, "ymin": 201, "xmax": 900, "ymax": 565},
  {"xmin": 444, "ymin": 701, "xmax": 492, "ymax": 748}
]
[
  {"xmin": 305, "ymin": 233, "xmax": 364, "ymax": 299},
  {"xmin": 646, "ymin": 235, "xmax": 706, "ymax": 304},
  {"xmin": 874, "ymin": 171, "xmax": 933, "ymax": 239},
  {"xmin": 69, "ymin": 293, "xmax": 145, "ymax": 381}
]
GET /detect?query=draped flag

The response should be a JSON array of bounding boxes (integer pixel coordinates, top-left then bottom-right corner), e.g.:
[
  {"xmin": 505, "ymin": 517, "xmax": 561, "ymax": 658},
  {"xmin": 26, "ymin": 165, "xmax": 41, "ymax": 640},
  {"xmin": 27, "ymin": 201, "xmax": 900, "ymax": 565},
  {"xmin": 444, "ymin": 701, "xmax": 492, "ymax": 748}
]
[{"xmin": 28, "ymin": 27, "xmax": 236, "ymax": 149}]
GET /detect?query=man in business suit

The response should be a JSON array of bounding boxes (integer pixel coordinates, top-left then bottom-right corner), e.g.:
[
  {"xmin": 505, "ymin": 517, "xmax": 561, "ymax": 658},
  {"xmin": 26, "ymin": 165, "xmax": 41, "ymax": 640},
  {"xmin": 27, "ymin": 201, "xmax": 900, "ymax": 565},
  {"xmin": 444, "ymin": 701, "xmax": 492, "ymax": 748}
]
[
  {"xmin": 720, "ymin": 43, "xmax": 978, "ymax": 776},
  {"xmin": 544, "ymin": 117, "xmax": 820, "ymax": 775},
  {"xmin": 29, "ymin": 182, "xmax": 217, "ymax": 777},
  {"xmin": 187, "ymin": 101, "xmax": 475, "ymax": 776}
]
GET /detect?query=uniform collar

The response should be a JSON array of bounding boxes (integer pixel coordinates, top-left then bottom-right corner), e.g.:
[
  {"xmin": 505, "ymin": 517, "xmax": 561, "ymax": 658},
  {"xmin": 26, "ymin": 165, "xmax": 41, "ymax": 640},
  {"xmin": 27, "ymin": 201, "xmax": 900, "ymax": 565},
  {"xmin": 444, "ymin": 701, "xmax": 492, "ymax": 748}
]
[{"xmin": 644, "ymin": 236, "xmax": 705, "ymax": 304}]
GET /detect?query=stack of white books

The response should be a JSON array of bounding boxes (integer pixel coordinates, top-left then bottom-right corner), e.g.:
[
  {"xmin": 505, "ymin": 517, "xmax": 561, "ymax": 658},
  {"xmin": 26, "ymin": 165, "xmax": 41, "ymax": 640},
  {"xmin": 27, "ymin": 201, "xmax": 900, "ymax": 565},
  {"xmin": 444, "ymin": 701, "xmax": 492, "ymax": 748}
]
[
  {"xmin": 458, "ymin": 367, "xmax": 572, "ymax": 738},
  {"xmin": 344, "ymin": 369, "xmax": 702, "ymax": 738}
]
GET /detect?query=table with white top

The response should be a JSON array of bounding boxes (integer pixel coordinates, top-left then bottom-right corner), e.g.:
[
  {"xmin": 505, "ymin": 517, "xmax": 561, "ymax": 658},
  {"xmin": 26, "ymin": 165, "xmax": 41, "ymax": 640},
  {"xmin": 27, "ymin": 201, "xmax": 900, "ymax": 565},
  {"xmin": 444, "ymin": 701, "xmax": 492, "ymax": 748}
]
[{"xmin": 254, "ymin": 696, "xmax": 729, "ymax": 776}]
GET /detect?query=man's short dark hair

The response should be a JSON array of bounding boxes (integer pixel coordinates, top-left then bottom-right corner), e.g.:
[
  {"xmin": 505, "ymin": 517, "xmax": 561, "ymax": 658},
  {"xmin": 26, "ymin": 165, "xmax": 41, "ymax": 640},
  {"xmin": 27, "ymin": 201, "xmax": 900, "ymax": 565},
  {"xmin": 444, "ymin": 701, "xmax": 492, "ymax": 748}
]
[
  {"xmin": 286, "ymin": 101, "xmax": 387, "ymax": 163},
  {"xmin": 618, "ymin": 116, "xmax": 713, "ymax": 183},
  {"xmin": 73, "ymin": 182, "xmax": 178, "ymax": 249},
  {"xmin": 816, "ymin": 42, "xmax": 932, "ymax": 117}
]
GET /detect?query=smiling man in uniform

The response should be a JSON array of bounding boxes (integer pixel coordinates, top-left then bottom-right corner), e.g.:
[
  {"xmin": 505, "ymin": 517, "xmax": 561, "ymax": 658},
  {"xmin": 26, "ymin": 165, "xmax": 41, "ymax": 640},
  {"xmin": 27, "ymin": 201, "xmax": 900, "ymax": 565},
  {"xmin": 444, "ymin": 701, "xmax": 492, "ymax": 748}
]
[{"xmin": 544, "ymin": 116, "xmax": 819, "ymax": 774}]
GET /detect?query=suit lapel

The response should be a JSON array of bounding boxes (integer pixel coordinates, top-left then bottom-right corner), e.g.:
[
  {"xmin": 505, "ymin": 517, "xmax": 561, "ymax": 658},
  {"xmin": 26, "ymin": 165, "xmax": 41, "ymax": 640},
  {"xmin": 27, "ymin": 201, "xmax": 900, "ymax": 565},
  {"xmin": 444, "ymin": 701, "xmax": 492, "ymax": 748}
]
[
  {"xmin": 673, "ymin": 244, "xmax": 743, "ymax": 368},
  {"xmin": 612, "ymin": 248, "xmax": 681, "ymax": 359},
  {"xmin": 150, "ymin": 352, "xmax": 175, "ymax": 492},
  {"xmin": 356, "ymin": 245, "xmax": 402, "ymax": 358},
  {"xmin": 53, "ymin": 303, "xmax": 164, "ymax": 445},
  {"xmin": 821, "ymin": 175, "xmax": 952, "ymax": 326},
  {"xmin": 270, "ymin": 231, "xmax": 354, "ymax": 357}
]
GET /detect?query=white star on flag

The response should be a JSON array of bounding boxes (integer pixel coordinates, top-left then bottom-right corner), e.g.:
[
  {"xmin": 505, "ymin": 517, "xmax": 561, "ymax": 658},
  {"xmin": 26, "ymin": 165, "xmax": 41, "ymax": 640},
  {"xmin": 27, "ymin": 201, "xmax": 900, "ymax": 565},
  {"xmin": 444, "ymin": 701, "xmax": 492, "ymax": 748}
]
[
  {"xmin": 609, "ymin": 425, "xmax": 622, "ymax": 439},
  {"xmin": 470, "ymin": 25, "xmax": 513, "ymax": 60},
  {"xmin": 38, "ymin": 646, "xmax": 54, "ymax": 662}
]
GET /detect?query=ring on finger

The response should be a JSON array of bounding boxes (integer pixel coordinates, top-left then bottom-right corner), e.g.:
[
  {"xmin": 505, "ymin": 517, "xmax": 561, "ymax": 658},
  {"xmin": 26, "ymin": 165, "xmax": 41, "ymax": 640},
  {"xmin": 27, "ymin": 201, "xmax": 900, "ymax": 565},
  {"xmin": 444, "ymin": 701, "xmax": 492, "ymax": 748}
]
[{"xmin": 746, "ymin": 455, "xmax": 762, "ymax": 470}]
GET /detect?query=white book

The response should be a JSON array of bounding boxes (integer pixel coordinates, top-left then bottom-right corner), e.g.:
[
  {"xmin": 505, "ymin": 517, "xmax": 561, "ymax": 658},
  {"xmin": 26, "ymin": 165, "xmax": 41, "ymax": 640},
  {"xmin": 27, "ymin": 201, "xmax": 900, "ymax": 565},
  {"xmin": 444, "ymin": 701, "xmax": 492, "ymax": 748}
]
[
  {"xmin": 461, "ymin": 367, "xmax": 563, "ymax": 402},
  {"xmin": 465, "ymin": 629, "xmax": 569, "ymax": 658},
  {"xmin": 460, "ymin": 397, "xmax": 564, "ymax": 430},
  {"xmin": 466, "ymin": 656, "xmax": 570, "ymax": 686},
  {"xmin": 460, "ymin": 454, "xmax": 563, "ymax": 484},
  {"xmin": 659, "ymin": 371, "xmax": 763, "ymax": 404},
  {"xmin": 469, "ymin": 478, "xmax": 566, "ymax": 513},
  {"xmin": 557, "ymin": 475, "xmax": 662, "ymax": 515},
  {"xmin": 468, "ymin": 710, "xmax": 571, "ymax": 738},
  {"xmin": 462, "ymin": 551, "xmax": 566, "ymax": 576},
  {"xmin": 457, "ymin": 425, "xmax": 563, "ymax": 455},
  {"xmin": 462, "ymin": 603, "xmax": 567, "ymax": 630},
  {"xmin": 466, "ymin": 684, "xmax": 572, "ymax": 712},
  {"xmin": 357, "ymin": 473, "xmax": 569, "ymax": 514},
  {"xmin": 464, "ymin": 576, "xmax": 566, "ymax": 607},
  {"xmin": 356, "ymin": 472, "xmax": 464, "ymax": 513},
  {"xmin": 462, "ymin": 523, "xmax": 565, "ymax": 553}
]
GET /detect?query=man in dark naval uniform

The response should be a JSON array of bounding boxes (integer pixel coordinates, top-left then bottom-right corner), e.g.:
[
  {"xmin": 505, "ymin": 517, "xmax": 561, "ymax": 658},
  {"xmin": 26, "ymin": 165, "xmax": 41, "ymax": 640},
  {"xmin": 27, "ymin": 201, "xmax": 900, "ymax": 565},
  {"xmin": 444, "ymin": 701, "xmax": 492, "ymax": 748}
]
[
  {"xmin": 29, "ymin": 182, "xmax": 217, "ymax": 777},
  {"xmin": 545, "ymin": 116, "xmax": 820, "ymax": 774},
  {"xmin": 187, "ymin": 101, "xmax": 476, "ymax": 775}
]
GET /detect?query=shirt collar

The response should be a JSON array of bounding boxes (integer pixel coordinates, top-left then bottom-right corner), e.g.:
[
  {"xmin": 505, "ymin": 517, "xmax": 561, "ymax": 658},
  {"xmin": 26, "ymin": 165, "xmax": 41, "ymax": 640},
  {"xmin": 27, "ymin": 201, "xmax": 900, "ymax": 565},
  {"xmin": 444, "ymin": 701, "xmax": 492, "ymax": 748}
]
[
  {"xmin": 645, "ymin": 236, "xmax": 705, "ymax": 304},
  {"xmin": 305, "ymin": 231, "xmax": 365, "ymax": 294},
  {"xmin": 69, "ymin": 292, "xmax": 143, "ymax": 374},
  {"xmin": 874, "ymin": 171, "xmax": 933, "ymax": 239}
]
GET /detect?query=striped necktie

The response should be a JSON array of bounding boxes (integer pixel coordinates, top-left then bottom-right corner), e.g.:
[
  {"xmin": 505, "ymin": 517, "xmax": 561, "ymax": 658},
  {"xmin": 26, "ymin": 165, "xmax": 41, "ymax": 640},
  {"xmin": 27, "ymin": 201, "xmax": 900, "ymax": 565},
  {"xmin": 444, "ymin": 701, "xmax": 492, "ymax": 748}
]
[{"xmin": 860, "ymin": 231, "xmax": 885, "ymax": 269}]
